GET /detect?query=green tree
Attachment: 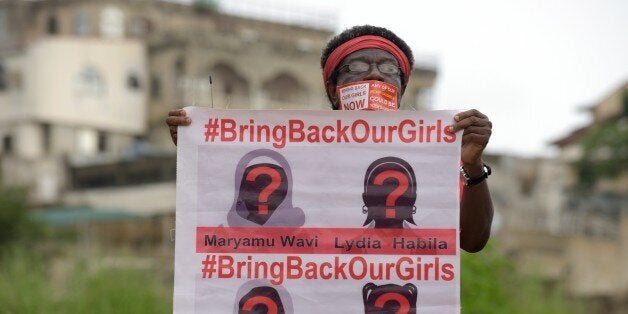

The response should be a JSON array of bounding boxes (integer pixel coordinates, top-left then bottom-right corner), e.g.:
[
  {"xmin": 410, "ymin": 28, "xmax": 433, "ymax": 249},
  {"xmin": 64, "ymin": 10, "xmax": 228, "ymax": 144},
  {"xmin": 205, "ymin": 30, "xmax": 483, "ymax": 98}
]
[
  {"xmin": 576, "ymin": 91, "xmax": 628, "ymax": 188},
  {"xmin": 576, "ymin": 120, "xmax": 628, "ymax": 188}
]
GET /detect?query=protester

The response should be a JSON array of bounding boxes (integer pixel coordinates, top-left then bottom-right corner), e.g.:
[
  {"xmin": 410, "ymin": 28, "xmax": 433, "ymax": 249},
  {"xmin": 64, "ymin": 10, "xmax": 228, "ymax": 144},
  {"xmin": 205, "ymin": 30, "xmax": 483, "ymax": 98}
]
[{"xmin": 166, "ymin": 25, "xmax": 493, "ymax": 253}]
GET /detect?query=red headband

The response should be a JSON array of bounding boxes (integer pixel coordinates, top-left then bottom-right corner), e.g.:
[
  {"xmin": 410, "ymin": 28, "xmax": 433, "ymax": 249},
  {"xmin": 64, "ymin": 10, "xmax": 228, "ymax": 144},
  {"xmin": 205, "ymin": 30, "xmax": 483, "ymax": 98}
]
[{"xmin": 323, "ymin": 35, "xmax": 411, "ymax": 86}]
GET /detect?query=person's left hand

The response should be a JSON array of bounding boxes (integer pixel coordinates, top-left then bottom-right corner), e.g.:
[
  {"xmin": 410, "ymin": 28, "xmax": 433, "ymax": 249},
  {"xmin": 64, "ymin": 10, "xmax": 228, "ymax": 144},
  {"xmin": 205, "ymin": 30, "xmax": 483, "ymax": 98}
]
[
  {"xmin": 452, "ymin": 109, "xmax": 492, "ymax": 166},
  {"xmin": 166, "ymin": 108, "xmax": 191, "ymax": 146}
]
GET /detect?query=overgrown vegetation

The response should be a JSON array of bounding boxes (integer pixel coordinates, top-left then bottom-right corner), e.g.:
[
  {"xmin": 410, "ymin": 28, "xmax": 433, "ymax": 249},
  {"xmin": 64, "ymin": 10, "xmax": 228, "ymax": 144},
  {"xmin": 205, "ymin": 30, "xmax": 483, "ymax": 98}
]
[
  {"xmin": 576, "ymin": 121, "xmax": 628, "ymax": 188},
  {"xmin": 0, "ymin": 185, "xmax": 32, "ymax": 247},
  {"xmin": 576, "ymin": 91, "xmax": 628, "ymax": 188},
  {"xmin": 461, "ymin": 244, "xmax": 584, "ymax": 314},
  {"xmin": 0, "ymin": 247, "xmax": 172, "ymax": 314},
  {"xmin": 0, "ymin": 184, "xmax": 171, "ymax": 313}
]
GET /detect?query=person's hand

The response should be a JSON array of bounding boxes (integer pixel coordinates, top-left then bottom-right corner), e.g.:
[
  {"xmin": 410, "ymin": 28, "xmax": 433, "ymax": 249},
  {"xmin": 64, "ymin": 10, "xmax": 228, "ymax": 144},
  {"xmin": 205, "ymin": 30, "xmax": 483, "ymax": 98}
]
[
  {"xmin": 452, "ymin": 109, "xmax": 492, "ymax": 168},
  {"xmin": 166, "ymin": 109, "xmax": 191, "ymax": 146}
]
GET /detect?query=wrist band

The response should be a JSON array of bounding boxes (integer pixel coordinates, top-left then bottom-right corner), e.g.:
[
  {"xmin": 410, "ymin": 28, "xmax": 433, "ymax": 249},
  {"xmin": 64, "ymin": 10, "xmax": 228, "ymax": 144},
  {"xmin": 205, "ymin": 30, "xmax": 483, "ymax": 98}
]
[{"xmin": 460, "ymin": 164, "xmax": 491, "ymax": 186}]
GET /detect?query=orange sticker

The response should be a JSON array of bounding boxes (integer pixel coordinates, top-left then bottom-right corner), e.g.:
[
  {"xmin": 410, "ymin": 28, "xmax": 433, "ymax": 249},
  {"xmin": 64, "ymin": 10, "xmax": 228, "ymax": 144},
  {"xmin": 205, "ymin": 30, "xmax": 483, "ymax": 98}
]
[{"xmin": 337, "ymin": 80, "xmax": 398, "ymax": 111}]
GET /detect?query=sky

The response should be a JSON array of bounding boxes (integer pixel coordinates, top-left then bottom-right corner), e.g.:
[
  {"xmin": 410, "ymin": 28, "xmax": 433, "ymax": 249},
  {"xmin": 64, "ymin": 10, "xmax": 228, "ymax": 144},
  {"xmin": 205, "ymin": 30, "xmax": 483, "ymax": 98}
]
[{"xmin": 214, "ymin": 0, "xmax": 628, "ymax": 157}]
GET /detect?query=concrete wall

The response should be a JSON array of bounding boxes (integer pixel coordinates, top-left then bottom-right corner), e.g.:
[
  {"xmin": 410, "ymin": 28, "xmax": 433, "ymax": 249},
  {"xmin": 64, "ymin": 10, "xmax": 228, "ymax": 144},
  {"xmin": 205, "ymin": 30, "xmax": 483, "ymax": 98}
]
[
  {"xmin": 63, "ymin": 182, "xmax": 176, "ymax": 215},
  {"xmin": 566, "ymin": 236, "xmax": 624, "ymax": 297},
  {"xmin": 591, "ymin": 82, "xmax": 626, "ymax": 123},
  {"xmin": 25, "ymin": 38, "xmax": 146, "ymax": 133}
]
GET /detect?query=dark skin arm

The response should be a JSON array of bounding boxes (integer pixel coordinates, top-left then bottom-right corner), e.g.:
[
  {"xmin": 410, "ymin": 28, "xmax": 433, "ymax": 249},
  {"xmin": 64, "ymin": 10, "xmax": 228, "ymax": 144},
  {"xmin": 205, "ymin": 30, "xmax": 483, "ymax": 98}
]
[{"xmin": 452, "ymin": 109, "xmax": 494, "ymax": 252}]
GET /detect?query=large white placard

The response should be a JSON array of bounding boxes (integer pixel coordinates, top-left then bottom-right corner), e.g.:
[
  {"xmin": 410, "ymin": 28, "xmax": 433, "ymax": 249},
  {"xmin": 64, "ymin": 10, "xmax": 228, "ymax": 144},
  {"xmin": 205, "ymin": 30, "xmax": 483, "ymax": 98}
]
[{"xmin": 174, "ymin": 108, "xmax": 461, "ymax": 313}]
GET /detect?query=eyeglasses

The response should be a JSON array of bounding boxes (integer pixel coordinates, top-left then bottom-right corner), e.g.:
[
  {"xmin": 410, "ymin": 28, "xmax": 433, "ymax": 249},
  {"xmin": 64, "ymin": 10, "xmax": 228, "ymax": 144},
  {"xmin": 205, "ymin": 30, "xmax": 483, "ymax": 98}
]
[{"xmin": 337, "ymin": 61, "xmax": 401, "ymax": 76}]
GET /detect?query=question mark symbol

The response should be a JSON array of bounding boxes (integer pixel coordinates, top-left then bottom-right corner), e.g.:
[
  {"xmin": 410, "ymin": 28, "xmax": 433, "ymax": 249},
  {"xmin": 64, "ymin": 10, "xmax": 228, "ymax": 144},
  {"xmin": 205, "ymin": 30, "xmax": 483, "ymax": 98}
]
[
  {"xmin": 373, "ymin": 170, "xmax": 409, "ymax": 219},
  {"xmin": 242, "ymin": 296, "xmax": 278, "ymax": 314},
  {"xmin": 246, "ymin": 166, "xmax": 282, "ymax": 215},
  {"xmin": 374, "ymin": 292, "xmax": 411, "ymax": 314}
]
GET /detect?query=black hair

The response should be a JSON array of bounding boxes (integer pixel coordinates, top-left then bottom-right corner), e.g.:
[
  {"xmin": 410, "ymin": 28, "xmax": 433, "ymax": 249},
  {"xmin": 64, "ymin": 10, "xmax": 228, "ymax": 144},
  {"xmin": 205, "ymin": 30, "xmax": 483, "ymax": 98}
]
[
  {"xmin": 321, "ymin": 25, "xmax": 415, "ymax": 100},
  {"xmin": 362, "ymin": 156, "xmax": 417, "ymax": 228}
]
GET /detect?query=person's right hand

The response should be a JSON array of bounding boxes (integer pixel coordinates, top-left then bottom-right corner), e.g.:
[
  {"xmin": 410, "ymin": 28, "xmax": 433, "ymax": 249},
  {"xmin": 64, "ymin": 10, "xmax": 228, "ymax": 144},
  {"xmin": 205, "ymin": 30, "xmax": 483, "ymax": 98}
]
[{"xmin": 166, "ymin": 109, "xmax": 191, "ymax": 145}]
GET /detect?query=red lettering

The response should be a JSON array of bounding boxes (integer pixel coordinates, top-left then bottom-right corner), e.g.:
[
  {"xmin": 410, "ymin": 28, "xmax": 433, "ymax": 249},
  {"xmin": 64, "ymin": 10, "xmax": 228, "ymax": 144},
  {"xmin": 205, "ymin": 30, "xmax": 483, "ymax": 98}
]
[
  {"xmin": 248, "ymin": 119, "xmax": 255, "ymax": 141},
  {"xmin": 239, "ymin": 123, "xmax": 248, "ymax": 142},
  {"xmin": 220, "ymin": 119, "xmax": 236, "ymax": 141},
  {"xmin": 272, "ymin": 126, "xmax": 286, "ymax": 149},
  {"xmin": 322, "ymin": 125, "xmax": 335, "ymax": 143},
  {"xmin": 334, "ymin": 257, "xmax": 348, "ymax": 279},
  {"xmin": 436, "ymin": 119, "xmax": 442, "ymax": 142},
  {"xmin": 336, "ymin": 120, "xmax": 350, "ymax": 142},
  {"xmin": 426, "ymin": 125, "xmax": 436, "ymax": 142},
  {"xmin": 386, "ymin": 125, "xmax": 397, "ymax": 143},
  {"xmin": 269, "ymin": 261, "xmax": 284, "ymax": 285},
  {"xmin": 372, "ymin": 126, "xmax": 386, "ymax": 143},
  {"xmin": 218, "ymin": 256, "xmax": 233, "ymax": 278},
  {"xmin": 348, "ymin": 256, "xmax": 367, "ymax": 279},
  {"xmin": 351, "ymin": 119, "xmax": 369, "ymax": 143},
  {"xmin": 257, "ymin": 125, "xmax": 270, "ymax": 142},
  {"xmin": 320, "ymin": 262, "xmax": 333, "ymax": 280},
  {"xmin": 287, "ymin": 256, "xmax": 302, "ymax": 279},
  {"xmin": 289, "ymin": 120, "xmax": 305, "ymax": 142},
  {"xmin": 307, "ymin": 125, "xmax": 320, "ymax": 142},
  {"xmin": 441, "ymin": 263, "xmax": 455, "ymax": 281},
  {"xmin": 423, "ymin": 261, "xmax": 434, "ymax": 280},
  {"xmin": 398, "ymin": 119, "xmax": 416, "ymax": 143},
  {"xmin": 236, "ymin": 260, "xmax": 246, "ymax": 278},
  {"xmin": 305, "ymin": 262, "xmax": 318, "ymax": 279},
  {"xmin": 444, "ymin": 125, "xmax": 456, "ymax": 143},
  {"xmin": 434, "ymin": 257, "xmax": 440, "ymax": 280},
  {"xmin": 396, "ymin": 256, "xmax": 413, "ymax": 280},
  {"xmin": 385, "ymin": 262, "xmax": 396, "ymax": 279}
]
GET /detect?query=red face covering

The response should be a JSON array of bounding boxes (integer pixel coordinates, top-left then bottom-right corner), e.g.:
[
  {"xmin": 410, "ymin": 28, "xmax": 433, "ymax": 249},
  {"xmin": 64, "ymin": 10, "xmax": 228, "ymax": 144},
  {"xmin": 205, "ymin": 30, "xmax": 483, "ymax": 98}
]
[{"xmin": 336, "ymin": 80, "xmax": 398, "ymax": 111}]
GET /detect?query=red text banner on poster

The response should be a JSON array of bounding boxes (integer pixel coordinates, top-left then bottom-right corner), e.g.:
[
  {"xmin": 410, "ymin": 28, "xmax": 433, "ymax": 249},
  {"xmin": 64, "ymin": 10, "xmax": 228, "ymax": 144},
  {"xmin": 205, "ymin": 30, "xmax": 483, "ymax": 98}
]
[{"xmin": 196, "ymin": 227, "xmax": 456, "ymax": 255}]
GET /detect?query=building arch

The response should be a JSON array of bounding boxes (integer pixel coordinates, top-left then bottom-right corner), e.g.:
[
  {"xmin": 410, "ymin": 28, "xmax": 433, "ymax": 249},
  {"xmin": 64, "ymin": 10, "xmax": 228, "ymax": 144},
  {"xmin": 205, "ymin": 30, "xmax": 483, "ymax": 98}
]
[
  {"xmin": 207, "ymin": 62, "xmax": 250, "ymax": 98},
  {"xmin": 261, "ymin": 71, "xmax": 308, "ymax": 104}
]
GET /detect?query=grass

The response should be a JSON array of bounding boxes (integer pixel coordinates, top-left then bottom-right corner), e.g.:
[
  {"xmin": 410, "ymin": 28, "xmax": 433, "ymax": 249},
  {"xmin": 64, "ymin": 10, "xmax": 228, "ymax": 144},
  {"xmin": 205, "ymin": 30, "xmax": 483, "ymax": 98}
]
[
  {"xmin": 461, "ymin": 243, "xmax": 585, "ymax": 314},
  {"xmin": 0, "ymin": 246, "xmax": 172, "ymax": 314}
]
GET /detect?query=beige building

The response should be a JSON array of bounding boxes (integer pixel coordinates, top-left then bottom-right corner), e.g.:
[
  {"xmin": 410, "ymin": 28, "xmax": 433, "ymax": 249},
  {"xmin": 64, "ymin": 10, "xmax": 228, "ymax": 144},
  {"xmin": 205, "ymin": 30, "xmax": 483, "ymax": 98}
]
[
  {"xmin": 493, "ymin": 81, "xmax": 628, "ymax": 313},
  {"xmin": 0, "ymin": 0, "xmax": 437, "ymax": 207},
  {"xmin": 0, "ymin": 1, "xmax": 148, "ymax": 204}
]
